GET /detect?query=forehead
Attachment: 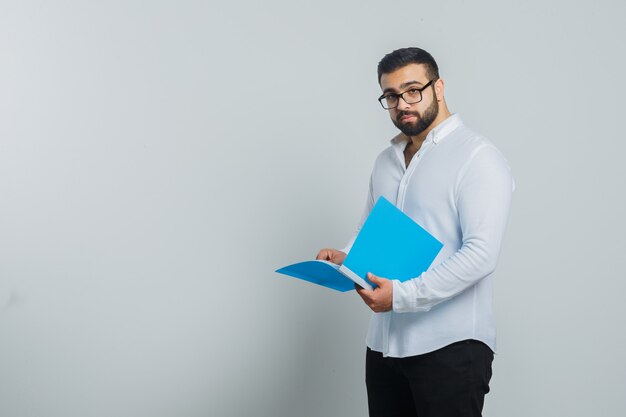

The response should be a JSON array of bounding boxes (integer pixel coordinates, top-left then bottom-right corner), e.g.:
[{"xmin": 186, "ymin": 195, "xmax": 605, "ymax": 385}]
[{"xmin": 380, "ymin": 63, "xmax": 429, "ymax": 91}]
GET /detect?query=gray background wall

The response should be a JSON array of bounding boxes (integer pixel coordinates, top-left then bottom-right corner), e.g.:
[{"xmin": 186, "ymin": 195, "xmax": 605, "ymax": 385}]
[{"xmin": 1, "ymin": 1, "xmax": 625, "ymax": 416}]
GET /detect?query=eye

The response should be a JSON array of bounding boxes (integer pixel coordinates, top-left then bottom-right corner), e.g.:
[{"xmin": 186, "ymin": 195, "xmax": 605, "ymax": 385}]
[{"xmin": 406, "ymin": 88, "xmax": 421, "ymax": 96}]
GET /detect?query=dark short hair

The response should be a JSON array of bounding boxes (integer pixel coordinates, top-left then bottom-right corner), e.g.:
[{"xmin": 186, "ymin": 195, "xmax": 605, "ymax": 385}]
[{"xmin": 377, "ymin": 47, "xmax": 440, "ymax": 83}]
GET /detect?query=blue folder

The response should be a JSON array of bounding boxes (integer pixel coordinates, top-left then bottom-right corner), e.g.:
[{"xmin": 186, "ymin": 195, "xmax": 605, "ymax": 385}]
[{"xmin": 276, "ymin": 197, "xmax": 443, "ymax": 292}]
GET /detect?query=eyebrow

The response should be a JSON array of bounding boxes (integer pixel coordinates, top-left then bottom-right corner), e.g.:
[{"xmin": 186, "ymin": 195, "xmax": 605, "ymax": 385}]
[{"xmin": 382, "ymin": 80, "xmax": 424, "ymax": 94}]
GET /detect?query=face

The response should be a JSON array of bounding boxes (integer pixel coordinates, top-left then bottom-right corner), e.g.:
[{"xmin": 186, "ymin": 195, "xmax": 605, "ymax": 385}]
[{"xmin": 379, "ymin": 64, "xmax": 439, "ymax": 137}]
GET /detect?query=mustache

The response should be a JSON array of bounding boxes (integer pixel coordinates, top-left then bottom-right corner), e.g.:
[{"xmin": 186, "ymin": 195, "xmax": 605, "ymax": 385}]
[{"xmin": 397, "ymin": 111, "xmax": 420, "ymax": 118}]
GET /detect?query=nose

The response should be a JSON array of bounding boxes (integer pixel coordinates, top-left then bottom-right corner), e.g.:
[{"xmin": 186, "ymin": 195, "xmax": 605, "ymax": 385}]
[{"xmin": 396, "ymin": 95, "xmax": 411, "ymax": 111}]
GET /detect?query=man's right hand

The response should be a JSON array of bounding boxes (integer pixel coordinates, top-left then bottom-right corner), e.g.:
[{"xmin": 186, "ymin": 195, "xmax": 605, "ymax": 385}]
[{"xmin": 315, "ymin": 248, "xmax": 347, "ymax": 265}]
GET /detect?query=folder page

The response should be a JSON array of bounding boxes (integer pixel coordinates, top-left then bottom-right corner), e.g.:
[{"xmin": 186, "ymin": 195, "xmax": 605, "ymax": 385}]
[{"xmin": 342, "ymin": 197, "xmax": 443, "ymax": 288}]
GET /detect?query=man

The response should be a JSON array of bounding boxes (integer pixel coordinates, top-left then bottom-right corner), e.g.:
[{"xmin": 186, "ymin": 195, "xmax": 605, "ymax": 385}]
[{"xmin": 316, "ymin": 47, "xmax": 513, "ymax": 417}]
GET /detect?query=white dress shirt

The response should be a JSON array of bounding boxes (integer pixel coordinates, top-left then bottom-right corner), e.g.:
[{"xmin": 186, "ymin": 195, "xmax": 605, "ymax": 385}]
[{"xmin": 343, "ymin": 114, "xmax": 514, "ymax": 358}]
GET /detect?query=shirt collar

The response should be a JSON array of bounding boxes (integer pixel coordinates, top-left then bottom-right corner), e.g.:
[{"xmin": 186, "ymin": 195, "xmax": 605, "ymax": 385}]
[{"xmin": 390, "ymin": 113, "xmax": 463, "ymax": 146}]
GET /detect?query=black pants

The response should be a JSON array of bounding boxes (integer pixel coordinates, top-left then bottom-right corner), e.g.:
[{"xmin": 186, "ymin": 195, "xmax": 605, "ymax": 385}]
[{"xmin": 366, "ymin": 340, "xmax": 494, "ymax": 417}]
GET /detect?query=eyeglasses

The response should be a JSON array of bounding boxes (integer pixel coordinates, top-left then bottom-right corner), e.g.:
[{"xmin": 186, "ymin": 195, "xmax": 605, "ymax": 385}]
[{"xmin": 377, "ymin": 79, "xmax": 436, "ymax": 109}]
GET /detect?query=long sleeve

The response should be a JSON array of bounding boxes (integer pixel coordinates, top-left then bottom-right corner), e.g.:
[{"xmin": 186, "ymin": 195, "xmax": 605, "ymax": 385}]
[{"xmin": 392, "ymin": 144, "xmax": 514, "ymax": 313}]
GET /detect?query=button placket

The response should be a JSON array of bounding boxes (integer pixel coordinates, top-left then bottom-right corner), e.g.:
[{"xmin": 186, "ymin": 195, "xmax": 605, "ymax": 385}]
[{"xmin": 397, "ymin": 139, "xmax": 433, "ymax": 210}]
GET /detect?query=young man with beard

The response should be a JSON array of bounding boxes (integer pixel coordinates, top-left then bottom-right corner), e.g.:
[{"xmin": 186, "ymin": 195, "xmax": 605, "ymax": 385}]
[{"xmin": 316, "ymin": 47, "xmax": 514, "ymax": 417}]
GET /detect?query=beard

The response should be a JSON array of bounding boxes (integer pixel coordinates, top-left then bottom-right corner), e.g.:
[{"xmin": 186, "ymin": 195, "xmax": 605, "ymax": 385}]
[{"xmin": 392, "ymin": 96, "xmax": 439, "ymax": 137}]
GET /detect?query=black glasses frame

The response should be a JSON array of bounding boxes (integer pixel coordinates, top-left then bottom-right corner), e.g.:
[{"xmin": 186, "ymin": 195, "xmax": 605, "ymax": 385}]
[{"xmin": 378, "ymin": 79, "xmax": 436, "ymax": 109}]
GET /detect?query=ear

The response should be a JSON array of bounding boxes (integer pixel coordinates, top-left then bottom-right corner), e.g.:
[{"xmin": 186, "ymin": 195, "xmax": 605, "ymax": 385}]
[{"xmin": 434, "ymin": 78, "xmax": 445, "ymax": 102}]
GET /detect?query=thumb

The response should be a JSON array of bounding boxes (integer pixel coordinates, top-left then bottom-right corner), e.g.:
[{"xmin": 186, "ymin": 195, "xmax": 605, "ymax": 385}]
[{"xmin": 367, "ymin": 272, "xmax": 382, "ymax": 284}]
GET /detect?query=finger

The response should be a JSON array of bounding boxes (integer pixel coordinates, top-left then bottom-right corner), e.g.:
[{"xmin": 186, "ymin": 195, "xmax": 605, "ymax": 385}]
[
  {"xmin": 355, "ymin": 284, "xmax": 369, "ymax": 296},
  {"xmin": 315, "ymin": 250, "xmax": 329, "ymax": 260},
  {"xmin": 355, "ymin": 285, "xmax": 373, "ymax": 300},
  {"xmin": 367, "ymin": 273, "xmax": 384, "ymax": 286},
  {"xmin": 356, "ymin": 281, "xmax": 374, "ymax": 293},
  {"xmin": 355, "ymin": 288, "xmax": 369, "ymax": 304}
]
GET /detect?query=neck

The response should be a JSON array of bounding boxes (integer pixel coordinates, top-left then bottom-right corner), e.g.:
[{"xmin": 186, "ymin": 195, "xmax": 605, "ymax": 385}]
[{"xmin": 407, "ymin": 106, "xmax": 452, "ymax": 149}]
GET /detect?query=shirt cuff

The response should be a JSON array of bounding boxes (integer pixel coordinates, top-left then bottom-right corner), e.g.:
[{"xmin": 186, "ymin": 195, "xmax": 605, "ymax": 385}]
[
  {"xmin": 392, "ymin": 274, "xmax": 435, "ymax": 313},
  {"xmin": 392, "ymin": 279, "xmax": 416, "ymax": 313}
]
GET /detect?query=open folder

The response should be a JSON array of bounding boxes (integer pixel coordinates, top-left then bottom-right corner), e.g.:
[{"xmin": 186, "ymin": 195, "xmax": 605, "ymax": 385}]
[{"xmin": 275, "ymin": 197, "xmax": 443, "ymax": 292}]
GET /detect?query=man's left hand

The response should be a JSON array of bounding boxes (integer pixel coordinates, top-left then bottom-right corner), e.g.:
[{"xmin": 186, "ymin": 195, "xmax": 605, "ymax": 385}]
[{"xmin": 356, "ymin": 273, "xmax": 393, "ymax": 313}]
